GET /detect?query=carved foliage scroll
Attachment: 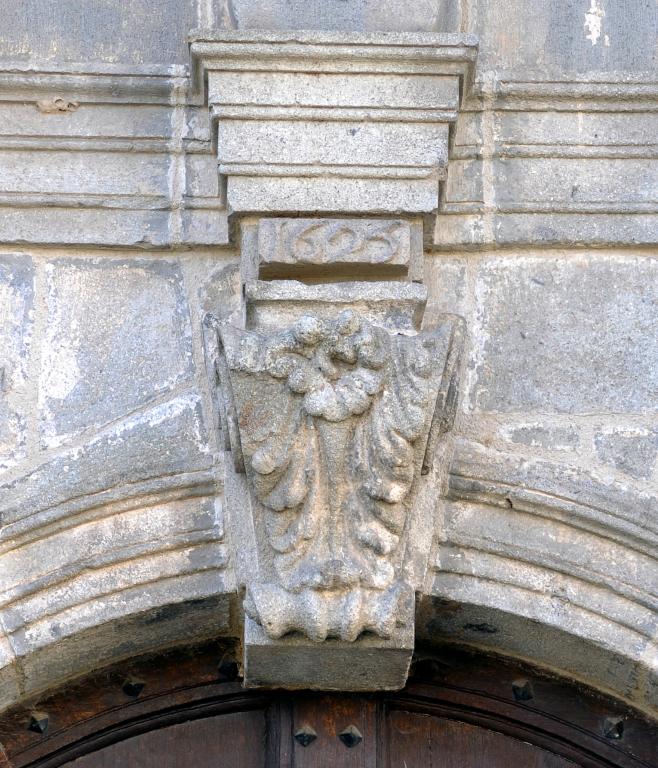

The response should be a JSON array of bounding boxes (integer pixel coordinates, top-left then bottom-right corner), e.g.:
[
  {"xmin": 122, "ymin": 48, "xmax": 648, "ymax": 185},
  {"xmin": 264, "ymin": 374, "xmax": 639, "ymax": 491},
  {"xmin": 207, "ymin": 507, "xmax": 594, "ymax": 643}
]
[{"xmin": 213, "ymin": 309, "xmax": 463, "ymax": 643}]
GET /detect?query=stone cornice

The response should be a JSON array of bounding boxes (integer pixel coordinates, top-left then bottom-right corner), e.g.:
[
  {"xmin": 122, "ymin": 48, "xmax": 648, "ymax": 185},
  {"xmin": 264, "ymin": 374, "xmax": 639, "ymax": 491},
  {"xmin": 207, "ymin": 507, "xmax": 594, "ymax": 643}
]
[{"xmin": 190, "ymin": 30, "xmax": 478, "ymax": 217}]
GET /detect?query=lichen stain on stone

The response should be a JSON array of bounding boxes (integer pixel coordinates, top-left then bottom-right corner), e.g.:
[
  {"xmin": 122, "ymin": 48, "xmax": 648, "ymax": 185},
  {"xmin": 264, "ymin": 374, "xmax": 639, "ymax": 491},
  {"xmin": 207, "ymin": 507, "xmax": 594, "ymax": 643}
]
[{"xmin": 584, "ymin": 0, "xmax": 605, "ymax": 46}]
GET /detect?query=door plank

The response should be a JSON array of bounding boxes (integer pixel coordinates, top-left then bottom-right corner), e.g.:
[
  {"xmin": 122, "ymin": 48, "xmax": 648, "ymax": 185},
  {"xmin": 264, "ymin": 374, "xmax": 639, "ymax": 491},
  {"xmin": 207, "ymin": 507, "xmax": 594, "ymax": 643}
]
[
  {"xmin": 386, "ymin": 711, "xmax": 579, "ymax": 768},
  {"xmin": 63, "ymin": 710, "xmax": 266, "ymax": 768}
]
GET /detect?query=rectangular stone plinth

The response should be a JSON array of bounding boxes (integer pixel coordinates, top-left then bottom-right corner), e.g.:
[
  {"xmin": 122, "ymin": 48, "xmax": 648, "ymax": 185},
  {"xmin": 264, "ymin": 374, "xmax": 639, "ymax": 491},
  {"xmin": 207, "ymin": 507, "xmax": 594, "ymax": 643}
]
[
  {"xmin": 245, "ymin": 279, "xmax": 427, "ymax": 333},
  {"xmin": 244, "ymin": 618, "xmax": 414, "ymax": 691},
  {"xmin": 256, "ymin": 217, "xmax": 424, "ymax": 280}
]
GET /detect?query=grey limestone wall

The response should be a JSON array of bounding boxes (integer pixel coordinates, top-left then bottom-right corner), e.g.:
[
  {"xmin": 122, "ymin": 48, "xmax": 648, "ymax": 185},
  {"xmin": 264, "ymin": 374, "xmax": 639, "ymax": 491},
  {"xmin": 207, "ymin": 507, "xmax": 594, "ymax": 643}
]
[{"xmin": 0, "ymin": 0, "xmax": 656, "ymax": 715}]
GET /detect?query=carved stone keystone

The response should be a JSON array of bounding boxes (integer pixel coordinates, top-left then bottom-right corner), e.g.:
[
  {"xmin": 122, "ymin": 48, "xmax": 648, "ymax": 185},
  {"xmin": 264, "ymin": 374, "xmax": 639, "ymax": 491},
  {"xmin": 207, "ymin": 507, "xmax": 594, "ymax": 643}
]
[{"xmin": 195, "ymin": 29, "xmax": 476, "ymax": 690}]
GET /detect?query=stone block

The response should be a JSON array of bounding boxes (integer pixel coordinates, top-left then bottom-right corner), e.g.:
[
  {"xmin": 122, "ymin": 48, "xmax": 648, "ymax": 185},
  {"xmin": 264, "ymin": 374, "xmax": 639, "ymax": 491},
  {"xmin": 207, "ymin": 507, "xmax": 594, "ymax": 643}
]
[
  {"xmin": 0, "ymin": 150, "xmax": 169, "ymax": 198},
  {"xmin": 208, "ymin": 71, "xmax": 459, "ymax": 112},
  {"xmin": 495, "ymin": 157, "xmax": 657, "ymax": 207},
  {"xmin": 474, "ymin": 0, "xmax": 657, "ymax": 75},
  {"xmin": 423, "ymin": 256, "xmax": 468, "ymax": 322},
  {"xmin": 185, "ymin": 154, "xmax": 221, "ymax": 199},
  {"xmin": 0, "ymin": 208, "xmax": 173, "ymax": 248},
  {"xmin": 39, "ymin": 259, "xmax": 194, "ymax": 447},
  {"xmin": 16, "ymin": 592, "xmax": 232, "ymax": 700},
  {"xmin": 0, "ymin": 254, "xmax": 33, "ymax": 473},
  {"xmin": 218, "ymin": 120, "xmax": 450, "ymax": 171},
  {"xmin": 496, "ymin": 111, "xmax": 658, "ymax": 149},
  {"xmin": 0, "ymin": 497, "xmax": 223, "ymax": 612},
  {"xmin": 470, "ymin": 256, "xmax": 658, "ymax": 413},
  {"xmin": 2, "ymin": 393, "xmax": 212, "ymax": 532},
  {"xmin": 0, "ymin": 103, "xmax": 172, "ymax": 140},
  {"xmin": 229, "ymin": 0, "xmax": 459, "ymax": 32},
  {"xmin": 595, "ymin": 428, "xmax": 658, "ymax": 480},
  {"xmin": 244, "ymin": 617, "xmax": 413, "ymax": 690},
  {"xmin": 193, "ymin": 31, "xmax": 475, "ymax": 217},
  {"xmin": 503, "ymin": 423, "xmax": 580, "ymax": 452},
  {"xmin": 245, "ymin": 280, "xmax": 427, "ymax": 334},
  {"xmin": 182, "ymin": 209, "xmax": 230, "ymax": 247},
  {"xmin": 445, "ymin": 158, "xmax": 484, "ymax": 206},
  {"xmin": 0, "ymin": 0, "xmax": 195, "ymax": 66},
  {"xmin": 226, "ymin": 175, "xmax": 441, "ymax": 216},
  {"xmin": 257, "ymin": 218, "xmax": 422, "ymax": 279},
  {"xmin": 0, "ymin": 634, "xmax": 19, "ymax": 711}
]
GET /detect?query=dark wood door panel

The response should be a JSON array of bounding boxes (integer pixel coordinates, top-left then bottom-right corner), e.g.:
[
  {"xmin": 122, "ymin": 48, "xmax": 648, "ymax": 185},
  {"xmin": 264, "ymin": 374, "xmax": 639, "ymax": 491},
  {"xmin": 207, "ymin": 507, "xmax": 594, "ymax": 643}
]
[
  {"xmin": 386, "ymin": 711, "xmax": 579, "ymax": 768},
  {"xmin": 2, "ymin": 645, "xmax": 655, "ymax": 768},
  {"xmin": 290, "ymin": 695, "xmax": 377, "ymax": 768},
  {"xmin": 61, "ymin": 711, "xmax": 266, "ymax": 768}
]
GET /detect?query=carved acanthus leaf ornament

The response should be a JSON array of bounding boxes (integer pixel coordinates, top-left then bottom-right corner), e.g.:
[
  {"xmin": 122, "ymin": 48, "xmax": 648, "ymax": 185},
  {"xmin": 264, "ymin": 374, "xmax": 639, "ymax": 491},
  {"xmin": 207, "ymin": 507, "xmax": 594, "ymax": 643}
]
[{"xmin": 212, "ymin": 309, "xmax": 464, "ymax": 643}]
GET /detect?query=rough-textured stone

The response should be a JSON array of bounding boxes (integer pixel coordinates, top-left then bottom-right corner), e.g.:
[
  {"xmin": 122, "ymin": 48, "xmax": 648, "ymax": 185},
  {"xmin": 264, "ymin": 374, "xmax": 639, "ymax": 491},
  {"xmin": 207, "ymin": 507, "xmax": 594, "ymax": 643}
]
[
  {"xmin": 0, "ymin": 497, "xmax": 224, "ymax": 611},
  {"xmin": 244, "ymin": 617, "xmax": 414, "ymax": 690},
  {"xmin": 503, "ymin": 423, "xmax": 580, "ymax": 452},
  {"xmin": 0, "ymin": 0, "xmax": 656, "ymax": 718},
  {"xmin": 0, "ymin": 0, "xmax": 196, "ymax": 66},
  {"xmin": 245, "ymin": 280, "xmax": 428, "ymax": 335},
  {"xmin": 470, "ymin": 256, "xmax": 658, "ymax": 414},
  {"xmin": 192, "ymin": 31, "xmax": 475, "ymax": 216},
  {"xmin": 16, "ymin": 592, "xmax": 232, "ymax": 701},
  {"xmin": 474, "ymin": 0, "xmax": 657, "ymax": 75},
  {"xmin": 0, "ymin": 254, "xmax": 33, "ymax": 473},
  {"xmin": 0, "ymin": 633, "xmax": 19, "ymax": 711},
  {"xmin": 595, "ymin": 428, "xmax": 658, "ymax": 480},
  {"xmin": 229, "ymin": 0, "xmax": 460, "ymax": 32},
  {"xmin": 257, "ymin": 218, "xmax": 417, "ymax": 274},
  {"xmin": 39, "ymin": 259, "xmax": 194, "ymax": 447},
  {"xmin": 210, "ymin": 207, "xmax": 465, "ymax": 688},
  {"xmin": 1, "ymin": 392, "xmax": 212, "ymax": 533}
]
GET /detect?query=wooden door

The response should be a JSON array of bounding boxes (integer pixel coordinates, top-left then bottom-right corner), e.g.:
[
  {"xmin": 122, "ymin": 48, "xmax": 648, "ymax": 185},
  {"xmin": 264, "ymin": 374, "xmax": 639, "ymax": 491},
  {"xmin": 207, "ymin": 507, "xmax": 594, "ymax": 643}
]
[{"xmin": 1, "ymin": 646, "xmax": 655, "ymax": 767}]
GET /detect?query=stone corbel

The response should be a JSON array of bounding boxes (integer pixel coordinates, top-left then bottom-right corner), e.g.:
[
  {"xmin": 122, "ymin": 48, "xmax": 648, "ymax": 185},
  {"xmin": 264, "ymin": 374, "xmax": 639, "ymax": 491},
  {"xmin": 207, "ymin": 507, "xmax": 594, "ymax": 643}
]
[{"xmin": 192, "ymin": 29, "xmax": 477, "ymax": 690}]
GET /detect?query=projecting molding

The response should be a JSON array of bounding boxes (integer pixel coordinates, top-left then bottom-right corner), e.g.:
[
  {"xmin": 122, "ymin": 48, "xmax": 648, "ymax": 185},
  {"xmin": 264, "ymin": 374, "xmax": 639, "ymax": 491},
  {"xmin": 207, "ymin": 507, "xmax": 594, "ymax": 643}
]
[
  {"xmin": 207, "ymin": 236, "xmax": 464, "ymax": 689},
  {"xmin": 193, "ymin": 28, "xmax": 476, "ymax": 690},
  {"xmin": 190, "ymin": 29, "xmax": 478, "ymax": 216}
]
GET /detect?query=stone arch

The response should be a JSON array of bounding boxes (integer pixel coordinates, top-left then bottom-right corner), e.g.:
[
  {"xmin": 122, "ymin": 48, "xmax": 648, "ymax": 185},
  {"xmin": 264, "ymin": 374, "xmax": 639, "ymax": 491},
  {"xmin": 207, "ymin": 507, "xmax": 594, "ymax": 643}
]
[{"xmin": 1, "ymin": 426, "xmax": 655, "ymax": 717}]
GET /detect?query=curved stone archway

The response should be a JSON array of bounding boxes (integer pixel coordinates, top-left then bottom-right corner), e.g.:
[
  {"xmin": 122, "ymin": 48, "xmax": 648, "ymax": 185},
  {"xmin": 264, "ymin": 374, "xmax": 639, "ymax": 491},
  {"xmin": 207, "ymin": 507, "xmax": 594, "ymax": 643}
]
[
  {"xmin": 1, "ymin": 427, "xmax": 656, "ymax": 716},
  {"xmin": 0, "ymin": 0, "xmax": 656, "ymax": 731}
]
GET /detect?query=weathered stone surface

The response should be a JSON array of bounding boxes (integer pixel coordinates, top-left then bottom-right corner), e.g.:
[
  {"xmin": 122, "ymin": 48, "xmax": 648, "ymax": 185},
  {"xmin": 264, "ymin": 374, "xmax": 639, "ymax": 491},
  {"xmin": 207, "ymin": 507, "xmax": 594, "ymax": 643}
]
[
  {"xmin": 0, "ymin": 633, "xmax": 19, "ymax": 711},
  {"xmin": 449, "ymin": 441, "xmax": 658, "ymax": 553},
  {"xmin": 503, "ymin": 423, "xmax": 580, "ymax": 452},
  {"xmin": 227, "ymin": 175, "xmax": 442, "ymax": 216},
  {"xmin": 216, "ymin": 114, "xmax": 449, "ymax": 168},
  {"xmin": 0, "ymin": 103, "xmax": 172, "ymax": 140},
  {"xmin": 423, "ymin": 256, "xmax": 468, "ymax": 321},
  {"xmin": 0, "ymin": 254, "xmax": 33, "ymax": 473},
  {"xmin": 244, "ymin": 617, "xmax": 413, "ymax": 690},
  {"xmin": 474, "ymin": 0, "xmax": 657, "ymax": 75},
  {"xmin": 595, "ymin": 428, "xmax": 658, "ymax": 480},
  {"xmin": 0, "ymin": 208, "xmax": 176, "ymax": 248},
  {"xmin": 0, "ymin": 150, "xmax": 169, "ymax": 199},
  {"xmin": 0, "ymin": 496, "xmax": 224, "ymax": 612},
  {"xmin": 192, "ymin": 31, "xmax": 475, "ymax": 217},
  {"xmin": 245, "ymin": 280, "xmax": 428, "ymax": 334},
  {"xmin": 16, "ymin": 591, "xmax": 232, "ymax": 701},
  {"xmin": 39, "ymin": 259, "xmax": 194, "ymax": 447},
  {"xmin": 215, "ymin": 311, "xmax": 460, "ymax": 643},
  {"xmin": 0, "ymin": 0, "xmax": 655, "ymax": 718},
  {"xmin": 229, "ymin": 0, "xmax": 459, "ymax": 33},
  {"xmin": 496, "ymin": 110, "xmax": 658, "ymax": 149},
  {"xmin": 470, "ymin": 256, "xmax": 658, "ymax": 414},
  {"xmin": 257, "ymin": 218, "xmax": 417, "ymax": 275},
  {"xmin": 0, "ymin": 0, "xmax": 195, "ymax": 66},
  {"xmin": 2, "ymin": 392, "xmax": 212, "ymax": 533},
  {"xmin": 495, "ymin": 157, "xmax": 657, "ymax": 208}
]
